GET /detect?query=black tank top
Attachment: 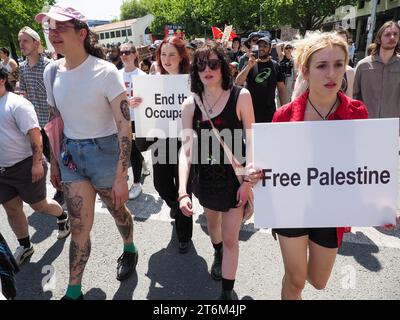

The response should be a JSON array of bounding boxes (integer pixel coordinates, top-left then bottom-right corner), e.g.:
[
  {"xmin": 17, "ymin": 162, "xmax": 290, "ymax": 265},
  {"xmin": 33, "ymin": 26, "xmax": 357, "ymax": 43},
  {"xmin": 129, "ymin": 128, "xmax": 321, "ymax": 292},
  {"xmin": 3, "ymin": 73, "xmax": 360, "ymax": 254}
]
[{"xmin": 192, "ymin": 85, "xmax": 246, "ymax": 166}]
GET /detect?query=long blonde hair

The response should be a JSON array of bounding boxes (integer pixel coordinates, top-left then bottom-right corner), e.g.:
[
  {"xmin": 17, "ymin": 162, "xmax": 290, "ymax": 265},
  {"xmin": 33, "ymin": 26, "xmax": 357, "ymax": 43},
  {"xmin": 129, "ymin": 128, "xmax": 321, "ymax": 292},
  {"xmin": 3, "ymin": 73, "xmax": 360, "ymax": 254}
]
[{"xmin": 292, "ymin": 32, "xmax": 349, "ymax": 100}]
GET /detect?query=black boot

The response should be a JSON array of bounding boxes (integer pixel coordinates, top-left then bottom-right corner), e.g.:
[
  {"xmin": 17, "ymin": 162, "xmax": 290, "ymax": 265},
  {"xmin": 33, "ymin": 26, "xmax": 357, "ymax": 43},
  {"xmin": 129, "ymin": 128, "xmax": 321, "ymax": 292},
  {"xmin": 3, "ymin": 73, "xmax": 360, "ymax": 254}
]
[{"xmin": 210, "ymin": 249, "xmax": 222, "ymax": 281}]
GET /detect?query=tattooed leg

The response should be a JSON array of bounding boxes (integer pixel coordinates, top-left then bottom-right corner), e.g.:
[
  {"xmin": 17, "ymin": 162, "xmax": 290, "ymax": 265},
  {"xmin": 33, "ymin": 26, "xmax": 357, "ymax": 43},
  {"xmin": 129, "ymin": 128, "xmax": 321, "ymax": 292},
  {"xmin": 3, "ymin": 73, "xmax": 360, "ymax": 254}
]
[
  {"xmin": 96, "ymin": 188, "xmax": 134, "ymax": 244},
  {"xmin": 63, "ymin": 181, "xmax": 96, "ymax": 285},
  {"xmin": 69, "ymin": 239, "xmax": 91, "ymax": 284}
]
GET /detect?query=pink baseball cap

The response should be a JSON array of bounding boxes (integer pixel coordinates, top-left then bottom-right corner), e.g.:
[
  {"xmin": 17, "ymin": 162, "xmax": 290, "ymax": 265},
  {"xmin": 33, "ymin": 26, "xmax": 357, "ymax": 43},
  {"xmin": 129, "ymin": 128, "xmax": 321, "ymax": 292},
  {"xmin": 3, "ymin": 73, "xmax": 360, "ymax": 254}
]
[{"xmin": 35, "ymin": 4, "xmax": 87, "ymax": 24}]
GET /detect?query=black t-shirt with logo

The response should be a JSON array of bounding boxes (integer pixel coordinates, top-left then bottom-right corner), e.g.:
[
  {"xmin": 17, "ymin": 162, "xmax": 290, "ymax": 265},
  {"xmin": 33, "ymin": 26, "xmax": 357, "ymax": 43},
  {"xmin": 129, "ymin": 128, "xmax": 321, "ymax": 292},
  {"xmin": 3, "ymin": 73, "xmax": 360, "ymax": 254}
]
[
  {"xmin": 246, "ymin": 60, "xmax": 285, "ymax": 123},
  {"xmin": 279, "ymin": 56, "xmax": 294, "ymax": 78}
]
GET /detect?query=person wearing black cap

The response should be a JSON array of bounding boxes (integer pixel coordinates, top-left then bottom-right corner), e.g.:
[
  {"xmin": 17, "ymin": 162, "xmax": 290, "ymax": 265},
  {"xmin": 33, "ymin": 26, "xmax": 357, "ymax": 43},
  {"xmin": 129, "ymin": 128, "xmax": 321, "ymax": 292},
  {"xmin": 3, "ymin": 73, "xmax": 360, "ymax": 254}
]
[
  {"xmin": 236, "ymin": 36, "xmax": 288, "ymax": 123},
  {"xmin": 238, "ymin": 32, "xmax": 260, "ymax": 71}
]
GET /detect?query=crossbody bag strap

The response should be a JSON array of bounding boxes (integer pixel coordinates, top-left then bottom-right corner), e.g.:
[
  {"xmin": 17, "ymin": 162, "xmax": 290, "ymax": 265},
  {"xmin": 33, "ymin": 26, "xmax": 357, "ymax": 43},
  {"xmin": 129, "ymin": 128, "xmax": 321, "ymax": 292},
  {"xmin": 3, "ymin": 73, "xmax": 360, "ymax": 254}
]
[
  {"xmin": 49, "ymin": 60, "xmax": 61, "ymax": 117},
  {"xmin": 193, "ymin": 92, "xmax": 244, "ymax": 184}
]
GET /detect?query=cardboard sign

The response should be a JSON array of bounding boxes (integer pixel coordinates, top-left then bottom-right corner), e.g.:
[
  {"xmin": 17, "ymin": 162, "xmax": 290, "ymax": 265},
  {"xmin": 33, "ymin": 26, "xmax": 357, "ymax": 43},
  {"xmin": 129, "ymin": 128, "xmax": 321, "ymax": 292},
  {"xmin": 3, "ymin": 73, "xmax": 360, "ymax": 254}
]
[
  {"xmin": 132, "ymin": 74, "xmax": 191, "ymax": 138},
  {"xmin": 252, "ymin": 119, "xmax": 398, "ymax": 229},
  {"xmin": 137, "ymin": 45, "xmax": 152, "ymax": 62},
  {"xmin": 221, "ymin": 25, "xmax": 233, "ymax": 43}
]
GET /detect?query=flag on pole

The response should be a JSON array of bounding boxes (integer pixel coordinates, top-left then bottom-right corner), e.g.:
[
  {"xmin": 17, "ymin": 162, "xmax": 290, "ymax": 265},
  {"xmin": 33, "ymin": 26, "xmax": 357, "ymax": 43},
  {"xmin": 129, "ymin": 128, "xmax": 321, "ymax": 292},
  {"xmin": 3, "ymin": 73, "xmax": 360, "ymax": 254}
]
[{"xmin": 211, "ymin": 26, "xmax": 223, "ymax": 39}]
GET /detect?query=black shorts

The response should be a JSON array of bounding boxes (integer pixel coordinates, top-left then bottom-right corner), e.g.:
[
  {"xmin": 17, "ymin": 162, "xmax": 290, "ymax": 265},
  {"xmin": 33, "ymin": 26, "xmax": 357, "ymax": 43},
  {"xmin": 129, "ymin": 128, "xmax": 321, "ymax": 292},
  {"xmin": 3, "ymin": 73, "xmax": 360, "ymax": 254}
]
[
  {"xmin": 0, "ymin": 156, "xmax": 47, "ymax": 205},
  {"xmin": 273, "ymin": 227, "xmax": 338, "ymax": 249}
]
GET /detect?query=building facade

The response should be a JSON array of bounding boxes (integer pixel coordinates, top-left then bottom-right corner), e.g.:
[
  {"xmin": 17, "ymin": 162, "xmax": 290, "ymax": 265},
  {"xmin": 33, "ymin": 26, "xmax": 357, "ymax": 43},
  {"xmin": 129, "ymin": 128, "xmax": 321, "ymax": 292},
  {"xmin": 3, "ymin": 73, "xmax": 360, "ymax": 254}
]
[
  {"xmin": 323, "ymin": 0, "xmax": 400, "ymax": 60},
  {"xmin": 92, "ymin": 14, "xmax": 154, "ymax": 47}
]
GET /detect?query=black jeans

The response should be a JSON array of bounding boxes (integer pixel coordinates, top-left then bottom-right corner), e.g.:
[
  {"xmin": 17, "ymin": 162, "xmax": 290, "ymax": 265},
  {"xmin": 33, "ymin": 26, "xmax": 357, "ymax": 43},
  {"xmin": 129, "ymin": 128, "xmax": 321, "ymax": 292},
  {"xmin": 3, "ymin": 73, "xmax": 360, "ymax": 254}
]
[
  {"xmin": 151, "ymin": 139, "xmax": 192, "ymax": 242},
  {"xmin": 130, "ymin": 122, "xmax": 144, "ymax": 184}
]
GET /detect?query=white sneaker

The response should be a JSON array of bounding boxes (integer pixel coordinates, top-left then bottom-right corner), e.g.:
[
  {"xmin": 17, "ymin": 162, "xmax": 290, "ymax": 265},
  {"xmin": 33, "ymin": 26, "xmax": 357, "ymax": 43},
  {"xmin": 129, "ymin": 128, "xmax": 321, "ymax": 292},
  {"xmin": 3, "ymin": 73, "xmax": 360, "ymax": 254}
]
[
  {"xmin": 14, "ymin": 245, "xmax": 34, "ymax": 266},
  {"xmin": 142, "ymin": 160, "xmax": 150, "ymax": 176},
  {"xmin": 57, "ymin": 214, "xmax": 71, "ymax": 240},
  {"xmin": 129, "ymin": 183, "xmax": 142, "ymax": 200}
]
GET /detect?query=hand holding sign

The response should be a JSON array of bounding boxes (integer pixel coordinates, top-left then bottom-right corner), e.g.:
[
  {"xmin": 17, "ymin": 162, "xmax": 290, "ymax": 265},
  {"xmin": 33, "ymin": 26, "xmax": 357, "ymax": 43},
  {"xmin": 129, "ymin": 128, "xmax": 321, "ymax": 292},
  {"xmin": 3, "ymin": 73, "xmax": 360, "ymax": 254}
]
[{"xmin": 129, "ymin": 97, "xmax": 143, "ymax": 108}]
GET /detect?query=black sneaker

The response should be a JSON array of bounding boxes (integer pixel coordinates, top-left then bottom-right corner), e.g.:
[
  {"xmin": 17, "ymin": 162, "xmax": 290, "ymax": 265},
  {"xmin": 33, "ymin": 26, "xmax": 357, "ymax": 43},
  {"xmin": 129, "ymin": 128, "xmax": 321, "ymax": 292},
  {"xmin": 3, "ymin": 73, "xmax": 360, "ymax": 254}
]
[
  {"xmin": 53, "ymin": 191, "xmax": 65, "ymax": 206},
  {"xmin": 60, "ymin": 293, "xmax": 84, "ymax": 300},
  {"xmin": 116, "ymin": 251, "xmax": 138, "ymax": 281},
  {"xmin": 210, "ymin": 249, "xmax": 223, "ymax": 281}
]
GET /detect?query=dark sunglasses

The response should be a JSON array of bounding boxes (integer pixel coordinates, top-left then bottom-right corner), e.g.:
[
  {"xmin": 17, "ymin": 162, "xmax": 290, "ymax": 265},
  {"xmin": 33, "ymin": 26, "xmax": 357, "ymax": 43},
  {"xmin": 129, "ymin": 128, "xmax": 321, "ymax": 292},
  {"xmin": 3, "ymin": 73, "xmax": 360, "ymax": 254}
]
[
  {"xmin": 196, "ymin": 59, "xmax": 221, "ymax": 72},
  {"xmin": 121, "ymin": 50, "xmax": 135, "ymax": 55}
]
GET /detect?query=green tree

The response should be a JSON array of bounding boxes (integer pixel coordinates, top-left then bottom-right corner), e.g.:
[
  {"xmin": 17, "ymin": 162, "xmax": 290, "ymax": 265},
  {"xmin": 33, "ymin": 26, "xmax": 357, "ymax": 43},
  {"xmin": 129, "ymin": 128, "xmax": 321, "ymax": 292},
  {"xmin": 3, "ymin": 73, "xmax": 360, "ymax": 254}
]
[
  {"xmin": 261, "ymin": 0, "xmax": 357, "ymax": 35},
  {"xmin": 120, "ymin": 0, "xmax": 150, "ymax": 20},
  {"xmin": 0, "ymin": 0, "xmax": 55, "ymax": 60}
]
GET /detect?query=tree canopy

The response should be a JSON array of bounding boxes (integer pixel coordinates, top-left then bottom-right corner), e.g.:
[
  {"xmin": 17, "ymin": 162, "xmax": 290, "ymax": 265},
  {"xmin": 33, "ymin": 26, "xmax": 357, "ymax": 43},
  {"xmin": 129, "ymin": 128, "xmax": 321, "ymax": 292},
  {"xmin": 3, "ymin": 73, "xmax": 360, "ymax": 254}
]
[
  {"xmin": 0, "ymin": 0, "xmax": 55, "ymax": 59},
  {"xmin": 120, "ymin": 0, "xmax": 357, "ymax": 37},
  {"xmin": 120, "ymin": 0, "xmax": 150, "ymax": 20}
]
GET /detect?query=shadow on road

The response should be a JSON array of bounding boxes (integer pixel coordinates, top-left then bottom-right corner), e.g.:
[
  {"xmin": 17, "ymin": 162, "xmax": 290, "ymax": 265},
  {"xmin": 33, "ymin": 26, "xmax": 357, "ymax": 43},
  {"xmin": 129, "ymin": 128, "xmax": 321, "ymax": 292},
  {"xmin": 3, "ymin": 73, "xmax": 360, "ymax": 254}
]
[
  {"xmin": 145, "ymin": 223, "xmax": 220, "ymax": 300},
  {"xmin": 126, "ymin": 193, "xmax": 163, "ymax": 221},
  {"xmin": 28, "ymin": 212, "xmax": 58, "ymax": 244},
  {"xmin": 15, "ymin": 239, "xmax": 67, "ymax": 300},
  {"xmin": 85, "ymin": 288, "xmax": 107, "ymax": 300},
  {"xmin": 113, "ymin": 272, "xmax": 139, "ymax": 300},
  {"xmin": 373, "ymin": 225, "xmax": 400, "ymax": 239},
  {"xmin": 338, "ymin": 231, "xmax": 381, "ymax": 272}
]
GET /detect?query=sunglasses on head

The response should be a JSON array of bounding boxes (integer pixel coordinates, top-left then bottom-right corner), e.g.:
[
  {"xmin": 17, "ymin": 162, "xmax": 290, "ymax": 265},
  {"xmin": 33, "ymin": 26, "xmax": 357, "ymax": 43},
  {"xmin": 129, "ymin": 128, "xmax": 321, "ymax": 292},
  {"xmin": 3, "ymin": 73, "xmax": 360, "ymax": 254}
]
[
  {"xmin": 121, "ymin": 50, "xmax": 134, "ymax": 55},
  {"xmin": 196, "ymin": 59, "xmax": 221, "ymax": 72}
]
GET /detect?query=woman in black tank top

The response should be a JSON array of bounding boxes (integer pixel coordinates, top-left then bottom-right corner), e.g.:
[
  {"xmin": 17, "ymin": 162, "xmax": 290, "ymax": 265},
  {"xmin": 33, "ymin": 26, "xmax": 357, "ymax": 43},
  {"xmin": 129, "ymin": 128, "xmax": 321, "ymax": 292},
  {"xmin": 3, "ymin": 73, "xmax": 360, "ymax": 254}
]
[{"xmin": 178, "ymin": 44, "xmax": 261, "ymax": 300}]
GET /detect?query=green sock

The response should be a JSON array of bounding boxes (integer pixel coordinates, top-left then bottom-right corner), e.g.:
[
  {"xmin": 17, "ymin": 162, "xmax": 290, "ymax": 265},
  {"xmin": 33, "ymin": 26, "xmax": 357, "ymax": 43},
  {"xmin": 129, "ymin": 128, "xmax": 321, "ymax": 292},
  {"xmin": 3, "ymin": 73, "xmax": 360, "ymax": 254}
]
[
  {"xmin": 65, "ymin": 285, "xmax": 82, "ymax": 300},
  {"xmin": 124, "ymin": 243, "xmax": 137, "ymax": 254}
]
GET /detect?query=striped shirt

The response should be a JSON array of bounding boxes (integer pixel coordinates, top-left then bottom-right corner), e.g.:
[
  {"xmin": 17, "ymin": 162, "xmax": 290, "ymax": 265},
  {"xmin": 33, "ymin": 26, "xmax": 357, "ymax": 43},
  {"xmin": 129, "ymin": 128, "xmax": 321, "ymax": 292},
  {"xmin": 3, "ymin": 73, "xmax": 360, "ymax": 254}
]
[{"xmin": 19, "ymin": 55, "xmax": 51, "ymax": 127}]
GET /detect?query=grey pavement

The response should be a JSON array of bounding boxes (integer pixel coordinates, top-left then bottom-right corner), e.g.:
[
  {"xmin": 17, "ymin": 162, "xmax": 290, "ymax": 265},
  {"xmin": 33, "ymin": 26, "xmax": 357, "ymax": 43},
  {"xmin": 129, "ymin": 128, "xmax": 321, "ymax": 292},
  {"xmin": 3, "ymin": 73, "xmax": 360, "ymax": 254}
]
[{"xmin": 1, "ymin": 151, "xmax": 400, "ymax": 300}]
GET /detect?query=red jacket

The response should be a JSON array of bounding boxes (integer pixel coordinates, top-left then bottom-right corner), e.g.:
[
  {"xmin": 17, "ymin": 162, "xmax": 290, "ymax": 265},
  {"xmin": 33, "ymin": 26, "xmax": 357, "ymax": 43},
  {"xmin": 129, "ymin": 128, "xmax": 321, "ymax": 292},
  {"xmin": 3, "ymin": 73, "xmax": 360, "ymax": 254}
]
[{"xmin": 273, "ymin": 90, "xmax": 368, "ymax": 247}]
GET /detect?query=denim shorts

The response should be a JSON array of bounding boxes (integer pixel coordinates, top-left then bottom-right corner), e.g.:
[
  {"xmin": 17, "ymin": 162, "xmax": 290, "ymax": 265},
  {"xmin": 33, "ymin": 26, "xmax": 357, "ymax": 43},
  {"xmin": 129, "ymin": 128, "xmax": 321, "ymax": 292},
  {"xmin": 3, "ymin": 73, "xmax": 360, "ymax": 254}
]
[{"xmin": 59, "ymin": 134, "xmax": 119, "ymax": 189}]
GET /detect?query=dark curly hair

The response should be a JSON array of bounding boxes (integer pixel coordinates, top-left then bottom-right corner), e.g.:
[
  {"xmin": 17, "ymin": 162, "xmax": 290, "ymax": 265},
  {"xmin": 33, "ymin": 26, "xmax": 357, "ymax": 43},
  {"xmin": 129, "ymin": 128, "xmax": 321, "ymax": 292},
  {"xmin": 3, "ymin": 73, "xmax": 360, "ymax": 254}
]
[{"xmin": 190, "ymin": 44, "xmax": 233, "ymax": 94}]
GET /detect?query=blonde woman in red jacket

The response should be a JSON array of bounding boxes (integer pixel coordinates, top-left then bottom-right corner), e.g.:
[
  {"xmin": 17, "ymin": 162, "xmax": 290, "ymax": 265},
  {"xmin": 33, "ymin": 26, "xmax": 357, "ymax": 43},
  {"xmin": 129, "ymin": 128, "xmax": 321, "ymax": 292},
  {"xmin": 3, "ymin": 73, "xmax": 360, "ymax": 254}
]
[{"xmin": 272, "ymin": 32, "xmax": 367, "ymax": 300}]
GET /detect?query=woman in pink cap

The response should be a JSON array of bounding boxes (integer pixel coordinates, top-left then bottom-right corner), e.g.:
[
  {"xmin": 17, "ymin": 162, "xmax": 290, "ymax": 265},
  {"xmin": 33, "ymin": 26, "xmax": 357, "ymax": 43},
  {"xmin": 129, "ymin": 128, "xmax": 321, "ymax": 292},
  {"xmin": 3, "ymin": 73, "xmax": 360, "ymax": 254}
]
[{"xmin": 36, "ymin": 4, "xmax": 138, "ymax": 300}]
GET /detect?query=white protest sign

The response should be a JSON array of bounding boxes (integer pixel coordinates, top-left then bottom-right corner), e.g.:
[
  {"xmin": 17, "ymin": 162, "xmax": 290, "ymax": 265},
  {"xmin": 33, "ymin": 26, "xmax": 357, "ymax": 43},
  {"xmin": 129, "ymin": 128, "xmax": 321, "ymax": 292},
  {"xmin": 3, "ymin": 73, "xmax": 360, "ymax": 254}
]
[
  {"xmin": 132, "ymin": 75, "xmax": 191, "ymax": 138},
  {"xmin": 221, "ymin": 25, "xmax": 233, "ymax": 43},
  {"xmin": 253, "ymin": 119, "xmax": 398, "ymax": 229}
]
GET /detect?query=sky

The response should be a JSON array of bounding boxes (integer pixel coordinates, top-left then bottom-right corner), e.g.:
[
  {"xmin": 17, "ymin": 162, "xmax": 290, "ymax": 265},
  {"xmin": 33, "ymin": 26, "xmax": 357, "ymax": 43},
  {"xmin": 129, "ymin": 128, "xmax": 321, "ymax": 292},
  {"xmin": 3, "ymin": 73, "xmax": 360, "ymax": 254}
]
[{"xmin": 56, "ymin": 0, "xmax": 125, "ymax": 20}]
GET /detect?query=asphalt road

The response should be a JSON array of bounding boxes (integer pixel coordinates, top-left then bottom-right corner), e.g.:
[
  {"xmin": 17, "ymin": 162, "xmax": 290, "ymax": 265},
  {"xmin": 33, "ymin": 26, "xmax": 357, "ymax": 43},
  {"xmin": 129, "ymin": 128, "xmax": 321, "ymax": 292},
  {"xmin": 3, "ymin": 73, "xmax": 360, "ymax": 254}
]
[{"xmin": 1, "ymin": 151, "xmax": 399, "ymax": 300}]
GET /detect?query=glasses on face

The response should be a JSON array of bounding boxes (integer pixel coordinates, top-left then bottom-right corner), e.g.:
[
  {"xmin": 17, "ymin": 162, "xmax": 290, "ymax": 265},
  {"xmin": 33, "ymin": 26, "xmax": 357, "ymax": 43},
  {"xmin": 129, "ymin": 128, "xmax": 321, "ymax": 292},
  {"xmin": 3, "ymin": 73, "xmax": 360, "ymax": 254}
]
[
  {"xmin": 43, "ymin": 23, "xmax": 75, "ymax": 34},
  {"xmin": 196, "ymin": 59, "xmax": 221, "ymax": 72},
  {"xmin": 251, "ymin": 38, "xmax": 259, "ymax": 43},
  {"xmin": 121, "ymin": 50, "xmax": 134, "ymax": 56}
]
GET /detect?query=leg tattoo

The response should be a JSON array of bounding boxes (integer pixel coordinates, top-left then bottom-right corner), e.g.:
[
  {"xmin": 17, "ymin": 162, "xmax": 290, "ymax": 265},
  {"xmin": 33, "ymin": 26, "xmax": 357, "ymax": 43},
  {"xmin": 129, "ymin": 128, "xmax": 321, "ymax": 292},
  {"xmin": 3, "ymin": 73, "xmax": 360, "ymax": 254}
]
[
  {"xmin": 69, "ymin": 239, "xmax": 91, "ymax": 284},
  {"xmin": 63, "ymin": 183, "xmax": 84, "ymax": 232},
  {"xmin": 96, "ymin": 188, "xmax": 133, "ymax": 242}
]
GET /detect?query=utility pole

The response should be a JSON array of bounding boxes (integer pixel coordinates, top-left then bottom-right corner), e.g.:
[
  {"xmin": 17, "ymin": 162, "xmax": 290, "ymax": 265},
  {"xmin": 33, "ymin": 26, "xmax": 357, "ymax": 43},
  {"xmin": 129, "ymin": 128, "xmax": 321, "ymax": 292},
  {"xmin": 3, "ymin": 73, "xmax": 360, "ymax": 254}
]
[{"xmin": 365, "ymin": 0, "xmax": 378, "ymax": 57}]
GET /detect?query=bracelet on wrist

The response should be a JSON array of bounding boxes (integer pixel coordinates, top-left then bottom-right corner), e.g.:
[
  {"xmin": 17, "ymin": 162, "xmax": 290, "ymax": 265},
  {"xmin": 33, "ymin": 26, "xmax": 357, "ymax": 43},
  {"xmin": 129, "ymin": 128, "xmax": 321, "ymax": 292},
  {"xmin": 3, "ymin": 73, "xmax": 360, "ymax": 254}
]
[{"xmin": 178, "ymin": 194, "xmax": 190, "ymax": 202}]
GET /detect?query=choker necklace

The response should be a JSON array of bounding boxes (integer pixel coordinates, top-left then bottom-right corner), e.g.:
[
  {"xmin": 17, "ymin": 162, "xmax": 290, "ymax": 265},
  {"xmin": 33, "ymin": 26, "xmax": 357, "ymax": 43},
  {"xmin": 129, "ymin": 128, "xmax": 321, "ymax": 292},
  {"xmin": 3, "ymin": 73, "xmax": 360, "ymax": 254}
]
[
  {"xmin": 203, "ymin": 90, "xmax": 225, "ymax": 114},
  {"xmin": 307, "ymin": 96, "xmax": 338, "ymax": 120}
]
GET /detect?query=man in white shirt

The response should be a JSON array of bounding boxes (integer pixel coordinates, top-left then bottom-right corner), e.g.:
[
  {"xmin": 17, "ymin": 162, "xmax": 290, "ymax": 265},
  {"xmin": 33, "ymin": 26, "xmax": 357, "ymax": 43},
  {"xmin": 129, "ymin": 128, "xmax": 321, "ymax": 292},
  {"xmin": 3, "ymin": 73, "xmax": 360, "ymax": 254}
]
[{"xmin": 0, "ymin": 67, "xmax": 70, "ymax": 268}]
